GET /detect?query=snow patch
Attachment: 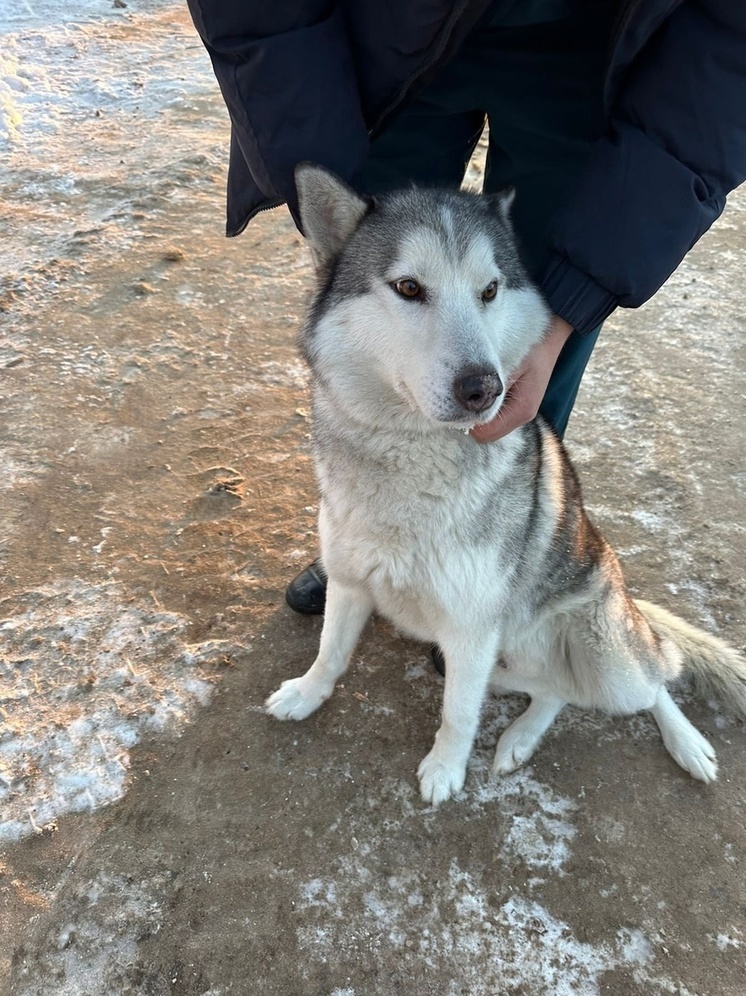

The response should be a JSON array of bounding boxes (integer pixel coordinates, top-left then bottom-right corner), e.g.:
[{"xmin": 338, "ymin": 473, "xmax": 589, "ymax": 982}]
[
  {"xmin": 1, "ymin": 0, "xmax": 222, "ymax": 283},
  {"xmin": 0, "ymin": 579, "xmax": 242, "ymax": 841},
  {"xmin": 707, "ymin": 931, "xmax": 742, "ymax": 951},
  {"xmin": 296, "ymin": 858, "xmax": 664, "ymax": 996},
  {"xmin": 255, "ymin": 360, "xmax": 310, "ymax": 389},
  {"xmin": 11, "ymin": 869, "xmax": 166, "ymax": 996},
  {"xmin": 469, "ymin": 765, "xmax": 577, "ymax": 874},
  {"xmin": 1, "ymin": 2, "xmax": 198, "ymax": 152}
]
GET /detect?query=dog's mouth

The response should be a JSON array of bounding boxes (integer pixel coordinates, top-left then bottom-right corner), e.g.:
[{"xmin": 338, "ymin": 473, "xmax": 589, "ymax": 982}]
[
  {"xmin": 441, "ymin": 406, "xmax": 499, "ymax": 432},
  {"xmin": 466, "ymin": 395, "xmax": 504, "ymax": 426},
  {"xmin": 395, "ymin": 380, "xmax": 501, "ymax": 431}
]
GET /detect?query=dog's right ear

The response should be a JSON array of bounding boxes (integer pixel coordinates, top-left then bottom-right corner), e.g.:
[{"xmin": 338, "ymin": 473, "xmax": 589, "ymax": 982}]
[
  {"xmin": 295, "ymin": 163, "xmax": 372, "ymax": 270},
  {"xmin": 487, "ymin": 184, "xmax": 516, "ymax": 227}
]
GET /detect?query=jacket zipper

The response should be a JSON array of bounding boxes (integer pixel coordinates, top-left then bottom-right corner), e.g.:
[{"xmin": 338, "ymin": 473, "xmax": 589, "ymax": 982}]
[{"xmin": 230, "ymin": 197, "xmax": 285, "ymax": 238}]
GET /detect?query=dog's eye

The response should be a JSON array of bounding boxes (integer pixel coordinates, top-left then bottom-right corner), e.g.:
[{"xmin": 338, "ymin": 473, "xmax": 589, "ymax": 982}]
[
  {"xmin": 393, "ymin": 278, "xmax": 422, "ymax": 300},
  {"xmin": 482, "ymin": 280, "xmax": 498, "ymax": 302}
]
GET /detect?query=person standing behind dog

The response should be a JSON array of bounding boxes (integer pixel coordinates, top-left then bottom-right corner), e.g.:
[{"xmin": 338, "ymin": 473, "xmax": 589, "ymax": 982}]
[{"xmin": 185, "ymin": 0, "xmax": 746, "ymax": 614}]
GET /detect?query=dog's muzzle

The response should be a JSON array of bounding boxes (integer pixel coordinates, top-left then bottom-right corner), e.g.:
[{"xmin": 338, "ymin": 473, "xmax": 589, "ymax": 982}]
[{"xmin": 453, "ymin": 368, "xmax": 503, "ymax": 414}]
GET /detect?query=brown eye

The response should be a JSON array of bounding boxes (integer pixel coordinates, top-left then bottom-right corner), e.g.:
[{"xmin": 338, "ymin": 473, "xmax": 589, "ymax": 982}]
[
  {"xmin": 394, "ymin": 278, "xmax": 422, "ymax": 299},
  {"xmin": 482, "ymin": 280, "xmax": 498, "ymax": 302}
]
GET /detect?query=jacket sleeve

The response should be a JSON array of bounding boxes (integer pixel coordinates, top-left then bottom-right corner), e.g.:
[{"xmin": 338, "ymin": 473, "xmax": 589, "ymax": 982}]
[
  {"xmin": 185, "ymin": 0, "xmax": 370, "ymax": 223},
  {"xmin": 540, "ymin": 0, "xmax": 746, "ymax": 333}
]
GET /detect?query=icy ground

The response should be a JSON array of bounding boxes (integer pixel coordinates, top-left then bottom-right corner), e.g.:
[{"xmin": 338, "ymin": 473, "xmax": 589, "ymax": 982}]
[
  {"xmin": 1, "ymin": 0, "xmax": 237, "ymax": 843},
  {"xmin": 1, "ymin": 0, "xmax": 221, "ymax": 279},
  {"xmin": 1, "ymin": 2, "xmax": 745, "ymax": 994}
]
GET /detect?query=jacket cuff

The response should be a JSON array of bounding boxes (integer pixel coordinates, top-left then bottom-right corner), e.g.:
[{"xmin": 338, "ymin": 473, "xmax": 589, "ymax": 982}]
[{"xmin": 539, "ymin": 254, "xmax": 619, "ymax": 335}]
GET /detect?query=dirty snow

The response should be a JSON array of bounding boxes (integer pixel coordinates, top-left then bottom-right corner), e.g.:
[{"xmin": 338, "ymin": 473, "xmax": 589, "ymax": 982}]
[
  {"xmin": 1, "ymin": 0, "xmax": 199, "ymax": 151},
  {"xmin": 0, "ymin": 579, "xmax": 241, "ymax": 841},
  {"xmin": 0, "ymin": 0, "xmax": 245, "ymax": 841},
  {"xmin": 290, "ymin": 718, "xmax": 660, "ymax": 994},
  {"xmin": 10, "ymin": 869, "xmax": 166, "ymax": 996},
  {"xmin": 296, "ymin": 856, "xmax": 687, "ymax": 996}
]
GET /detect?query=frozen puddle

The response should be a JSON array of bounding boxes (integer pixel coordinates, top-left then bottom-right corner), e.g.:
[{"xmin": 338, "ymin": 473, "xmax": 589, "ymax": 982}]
[{"xmin": 0, "ymin": 578, "xmax": 241, "ymax": 841}]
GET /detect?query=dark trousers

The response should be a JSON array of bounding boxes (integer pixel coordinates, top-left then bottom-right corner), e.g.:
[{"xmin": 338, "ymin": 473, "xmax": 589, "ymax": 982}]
[{"xmin": 362, "ymin": 12, "xmax": 614, "ymax": 436}]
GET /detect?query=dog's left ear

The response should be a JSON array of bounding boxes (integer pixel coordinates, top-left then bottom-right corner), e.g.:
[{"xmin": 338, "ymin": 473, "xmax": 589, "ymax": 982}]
[
  {"xmin": 487, "ymin": 185, "xmax": 516, "ymax": 225},
  {"xmin": 295, "ymin": 163, "xmax": 372, "ymax": 270}
]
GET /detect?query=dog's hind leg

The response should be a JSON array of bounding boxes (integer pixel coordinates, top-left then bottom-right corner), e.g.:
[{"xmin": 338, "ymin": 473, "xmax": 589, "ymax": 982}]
[
  {"xmin": 418, "ymin": 631, "xmax": 501, "ymax": 805},
  {"xmin": 492, "ymin": 694, "xmax": 566, "ymax": 775},
  {"xmin": 266, "ymin": 581, "xmax": 373, "ymax": 721},
  {"xmin": 651, "ymin": 686, "xmax": 718, "ymax": 783}
]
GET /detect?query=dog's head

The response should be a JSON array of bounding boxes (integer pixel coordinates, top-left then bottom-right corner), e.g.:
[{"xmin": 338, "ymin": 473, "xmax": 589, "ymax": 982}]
[{"xmin": 295, "ymin": 163, "xmax": 550, "ymax": 430}]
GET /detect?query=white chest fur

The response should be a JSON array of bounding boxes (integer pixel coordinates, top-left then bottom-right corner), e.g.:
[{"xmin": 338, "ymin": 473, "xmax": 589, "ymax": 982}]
[{"xmin": 315, "ymin": 420, "xmax": 526, "ymax": 643}]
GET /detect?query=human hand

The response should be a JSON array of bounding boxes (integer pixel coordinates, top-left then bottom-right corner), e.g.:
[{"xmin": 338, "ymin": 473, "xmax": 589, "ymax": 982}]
[{"xmin": 469, "ymin": 315, "xmax": 574, "ymax": 443}]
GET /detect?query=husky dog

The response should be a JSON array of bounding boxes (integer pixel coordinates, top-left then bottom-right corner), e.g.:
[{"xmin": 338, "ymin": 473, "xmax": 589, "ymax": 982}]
[{"xmin": 266, "ymin": 164, "xmax": 746, "ymax": 805}]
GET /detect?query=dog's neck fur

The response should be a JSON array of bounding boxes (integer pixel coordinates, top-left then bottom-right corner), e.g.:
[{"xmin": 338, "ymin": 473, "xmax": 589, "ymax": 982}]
[{"xmin": 311, "ymin": 376, "xmax": 525, "ymax": 503}]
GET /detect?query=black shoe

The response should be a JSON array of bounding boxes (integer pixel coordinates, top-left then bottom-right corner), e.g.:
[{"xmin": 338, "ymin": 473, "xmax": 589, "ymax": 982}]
[
  {"xmin": 285, "ymin": 558, "xmax": 328, "ymax": 615},
  {"xmin": 430, "ymin": 644, "xmax": 446, "ymax": 677}
]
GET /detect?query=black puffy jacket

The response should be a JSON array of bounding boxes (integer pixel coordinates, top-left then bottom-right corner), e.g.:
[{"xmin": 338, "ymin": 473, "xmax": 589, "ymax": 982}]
[{"xmin": 186, "ymin": 0, "xmax": 746, "ymax": 333}]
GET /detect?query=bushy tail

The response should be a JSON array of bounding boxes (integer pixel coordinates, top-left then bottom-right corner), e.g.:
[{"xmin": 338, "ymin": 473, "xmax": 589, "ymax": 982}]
[{"xmin": 636, "ymin": 599, "xmax": 746, "ymax": 716}]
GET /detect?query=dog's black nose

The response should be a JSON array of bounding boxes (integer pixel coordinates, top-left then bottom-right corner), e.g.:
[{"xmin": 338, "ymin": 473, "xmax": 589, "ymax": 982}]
[{"xmin": 453, "ymin": 369, "xmax": 503, "ymax": 413}]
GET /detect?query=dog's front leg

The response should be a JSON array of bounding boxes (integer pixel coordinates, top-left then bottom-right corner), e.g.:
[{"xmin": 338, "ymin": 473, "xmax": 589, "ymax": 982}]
[
  {"xmin": 418, "ymin": 631, "xmax": 500, "ymax": 805},
  {"xmin": 266, "ymin": 580, "xmax": 373, "ymax": 721}
]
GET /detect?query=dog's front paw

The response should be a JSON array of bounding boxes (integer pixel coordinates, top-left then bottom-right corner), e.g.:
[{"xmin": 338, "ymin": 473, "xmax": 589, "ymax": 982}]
[
  {"xmin": 417, "ymin": 749, "xmax": 467, "ymax": 806},
  {"xmin": 265, "ymin": 676, "xmax": 330, "ymax": 721}
]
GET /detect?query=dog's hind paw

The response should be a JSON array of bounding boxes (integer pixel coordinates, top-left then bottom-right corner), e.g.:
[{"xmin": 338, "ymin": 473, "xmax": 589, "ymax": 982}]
[
  {"xmin": 265, "ymin": 676, "xmax": 329, "ymax": 721},
  {"xmin": 664, "ymin": 729, "xmax": 718, "ymax": 784},
  {"xmin": 492, "ymin": 730, "xmax": 537, "ymax": 775},
  {"xmin": 417, "ymin": 750, "xmax": 467, "ymax": 806},
  {"xmin": 653, "ymin": 691, "xmax": 719, "ymax": 784}
]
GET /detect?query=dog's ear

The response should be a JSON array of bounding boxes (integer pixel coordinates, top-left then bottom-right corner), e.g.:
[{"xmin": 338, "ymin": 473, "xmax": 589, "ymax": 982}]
[
  {"xmin": 295, "ymin": 163, "xmax": 372, "ymax": 270},
  {"xmin": 487, "ymin": 185, "xmax": 516, "ymax": 225}
]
